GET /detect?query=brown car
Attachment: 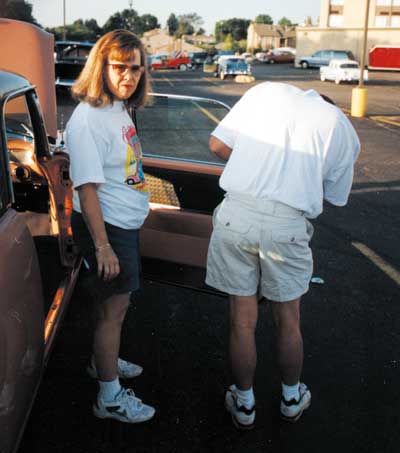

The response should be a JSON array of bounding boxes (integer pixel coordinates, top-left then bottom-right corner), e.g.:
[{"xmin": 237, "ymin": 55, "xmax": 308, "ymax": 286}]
[
  {"xmin": 0, "ymin": 19, "xmax": 230, "ymax": 453},
  {"xmin": 264, "ymin": 50, "xmax": 295, "ymax": 64}
]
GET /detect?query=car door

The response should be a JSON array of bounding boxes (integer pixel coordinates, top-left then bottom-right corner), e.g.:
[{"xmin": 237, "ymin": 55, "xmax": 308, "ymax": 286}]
[
  {"xmin": 0, "ymin": 90, "xmax": 45, "ymax": 453},
  {"xmin": 136, "ymin": 94, "xmax": 230, "ymax": 294},
  {"xmin": 0, "ymin": 83, "xmax": 81, "ymax": 453}
]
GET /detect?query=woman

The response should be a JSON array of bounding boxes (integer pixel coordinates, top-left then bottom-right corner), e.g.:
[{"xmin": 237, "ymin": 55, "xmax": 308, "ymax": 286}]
[{"xmin": 66, "ymin": 30, "xmax": 155, "ymax": 424}]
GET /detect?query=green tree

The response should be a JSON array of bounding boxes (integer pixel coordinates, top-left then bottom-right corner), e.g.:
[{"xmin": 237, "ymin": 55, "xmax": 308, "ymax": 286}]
[
  {"xmin": 222, "ymin": 33, "xmax": 234, "ymax": 51},
  {"xmin": 255, "ymin": 14, "xmax": 273, "ymax": 25},
  {"xmin": 103, "ymin": 9, "xmax": 141, "ymax": 34},
  {"xmin": 0, "ymin": 0, "xmax": 39, "ymax": 26},
  {"xmin": 278, "ymin": 17, "xmax": 293, "ymax": 27},
  {"xmin": 215, "ymin": 18, "xmax": 250, "ymax": 42},
  {"xmin": 167, "ymin": 13, "xmax": 178, "ymax": 36},
  {"xmin": 175, "ymin": 13, "xmax": 203, "ymax": 37},
  {"xmin": 140, "ymin": 14, "xmax": 160, "ymax": 33},
  {"xmin": 84, "ymin": 18, "xmax": 102, "ymax": 38},
  {"xmin": 175, "ymin": 21, "xmax": 194, "ymax": 38}
]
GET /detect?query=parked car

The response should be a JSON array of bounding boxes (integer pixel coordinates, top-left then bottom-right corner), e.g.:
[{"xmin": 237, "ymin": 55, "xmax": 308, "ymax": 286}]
[
  {"xmin": 263, "ymin": 50, "xmax": 295, "ymax": 64},
  {"xmin": 55, "ymin": 41, "xmax": 94, "ymax": 87},
  {"xmin": 255, "ymin": 52, "xmax": 268, "ymax": 62},
  {"xmin": 217, "ymin": 56, "xmax": 251, "ymax": 80},
  {"xmin": 203, "ymin": 54, "xmax": 219, "ymax": 73},
  {"xmin": 1, "ymin": 19, "xmax": 231, "ymax": 453},
  {"xmin": 241, "ymin": 52, "xmax": 256, "ymax": 63},
  {"xmin": 188, "ymin": 51, "xmax": 209, "ymax": 68},
  {"xmin": 0, "ymin": 20, "xmax": 82, "ymax": 453},
  {"xmin": 150, "ymin": 52, "xmax": 191, "ymax": 71},
  {"xmin": 320, "ymin": 59, "xmax": 368, "ymax": 84},
  {"xmin": 298, "ymin": 49, "xmax": 355, "ymax": 69}
]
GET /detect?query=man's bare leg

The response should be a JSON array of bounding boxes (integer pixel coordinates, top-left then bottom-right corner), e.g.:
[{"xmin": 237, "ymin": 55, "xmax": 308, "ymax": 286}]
[
  {"xmin": 93, "ymin": 293, "xmax": 131, "ymax": 381},
  {"xmin": 271, "ymin": 298, "xmax": 303, "ymax": 385},
  {"xmin": 229, "ymin": 294, "xmax": 258, "ymax": 390}
]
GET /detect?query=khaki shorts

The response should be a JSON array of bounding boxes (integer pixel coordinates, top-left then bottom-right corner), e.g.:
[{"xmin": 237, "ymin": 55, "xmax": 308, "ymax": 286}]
[{"xmin": 206, "ymin": 194, "xmax": 314, "ymax": 302}]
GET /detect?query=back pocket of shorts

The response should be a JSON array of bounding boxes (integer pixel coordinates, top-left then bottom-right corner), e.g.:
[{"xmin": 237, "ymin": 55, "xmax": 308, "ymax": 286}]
[
  {"xmin": 270, "ymin": 231, "xmax": 310, "ymax": 259},
  {"xmin": 216, "ymin": 207, "xmax": 251, "ymax": 235}
]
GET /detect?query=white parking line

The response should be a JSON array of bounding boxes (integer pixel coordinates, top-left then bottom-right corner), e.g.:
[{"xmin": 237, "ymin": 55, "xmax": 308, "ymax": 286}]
[
  {"xmin": 352, "ymin": 242, "xmax": 400, "ymax": 286},
  {"xmin": 163, "ymin": 77, "xmax": 174, "ymax": 87}
]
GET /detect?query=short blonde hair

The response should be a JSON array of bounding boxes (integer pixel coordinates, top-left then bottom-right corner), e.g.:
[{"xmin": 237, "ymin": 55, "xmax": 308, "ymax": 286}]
[{"xmin": 72, "ymin": 29, "xmax": 150, "ymax": 108}]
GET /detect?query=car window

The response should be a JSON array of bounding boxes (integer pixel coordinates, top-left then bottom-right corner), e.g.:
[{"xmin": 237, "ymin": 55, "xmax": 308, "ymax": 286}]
[
  {"xmin": 136, "ymin": 95, "xmax": 229, "ymax": 163},
  {"xmin": 341, "ymin": 63, "xmax": 359, "ymax": 68},
  {"xmin": 313, "ymin": 51, "xmax": 321, "ymax": 58},
  {"xmin": 77, "ymin": 47, "xmax": 91, "ymax": 58},
  {"xmin": 321, "ymin": 51, "xmax": 331, "ymax": 59},
  {"xmin": 4, "ymin": 95, "xmax": 35, "ymax": 165}
]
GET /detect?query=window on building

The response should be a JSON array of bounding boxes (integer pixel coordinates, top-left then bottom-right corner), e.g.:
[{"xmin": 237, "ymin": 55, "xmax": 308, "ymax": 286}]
[
  {"xmin": 391, "ymin": 14, "xmax": 400, "ymax": 26},
  {"xmin": 376, "ymin": 0, "xmax": 391, "ymax": 5},
  {"xmin": 328, "ymin": 14, "xmax": 344, "ymax": 27},
  {"xmin": 330, "ymin": 0, "xmax": 344, "ymax": 4},
  {"xmin": 375, "ymin": 15, "xmax": 389, "ymax": 26}
]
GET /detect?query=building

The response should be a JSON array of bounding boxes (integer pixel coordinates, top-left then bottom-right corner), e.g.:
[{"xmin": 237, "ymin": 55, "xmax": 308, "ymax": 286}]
[
  {"xmin": 141, "ymin": 29, "xmax": 210, "ymax": 55},
  {"xmin": 141, "ymin": 29, "xmax": 175, "ymax": 55},
  {"xmin": 295, "ymin": 0, "xmax": 400, "ymax": 65},
  {"xmin": 247, "ymin": 23, "xmax": 296, "ymax": 52}
]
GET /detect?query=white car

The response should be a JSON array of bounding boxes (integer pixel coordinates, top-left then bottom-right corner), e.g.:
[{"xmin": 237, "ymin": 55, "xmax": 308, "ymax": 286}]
[
  {"xmin": 241, "ymin": 52, "xmax": 255, "ymax": 63},
  {"xmin": 320, "ymin": 59, "xmax": 368, "ymax": 84}
]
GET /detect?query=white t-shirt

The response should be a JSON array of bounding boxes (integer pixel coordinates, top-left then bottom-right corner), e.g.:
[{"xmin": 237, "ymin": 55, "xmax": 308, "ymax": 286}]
[
  {"xmin": 212, "ymin": 82, "xmax": 360, "ymax": 218},
  {"xmin": 65, "ymin": 101, "xmax": 150, "ymax": 229}
]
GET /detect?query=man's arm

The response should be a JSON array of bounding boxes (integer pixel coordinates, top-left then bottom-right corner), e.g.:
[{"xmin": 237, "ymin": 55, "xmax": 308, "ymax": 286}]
[{"xmin": 209, "ymin": 136, "xmax": 232, "ymax": 161}]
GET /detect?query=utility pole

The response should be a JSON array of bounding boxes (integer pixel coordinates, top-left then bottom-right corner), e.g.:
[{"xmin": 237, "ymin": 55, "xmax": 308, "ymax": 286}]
[
  {"xmin": 351, "ymin": 0, "xmax": 370, "ymax": 117},
  {"xmin": 62, "ymin": 0, "xmax": 66, "ymax": 41}
]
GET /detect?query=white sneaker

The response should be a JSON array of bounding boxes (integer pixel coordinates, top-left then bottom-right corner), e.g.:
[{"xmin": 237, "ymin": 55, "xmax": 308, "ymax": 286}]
[
  {"xmin": 93, "ymin": 387, "xmax": 155, "ymax": 423},
  {"xmin": 87, "ymin": 358, "xmax": 143, "ymax": 380},
  {"xmin": 225, "ymin": 385, "xmax": 256, "ymax": 430},
  {"xmin": 280, "ymin": 383, "xmax": 311, "ymax": 422}
]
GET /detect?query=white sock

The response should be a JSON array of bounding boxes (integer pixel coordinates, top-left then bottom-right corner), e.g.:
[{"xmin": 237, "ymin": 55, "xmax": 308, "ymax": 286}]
[
  {"xmin": 234, "ymin": 385, "xmax": 255, "ymax": 409},
  {"xmin": 282, "ymin": 382, "xmax": 300, "ymax": 401},
  {"xmin": 98, "ymin": 378, "xmax": 121, "ymax": 402}
]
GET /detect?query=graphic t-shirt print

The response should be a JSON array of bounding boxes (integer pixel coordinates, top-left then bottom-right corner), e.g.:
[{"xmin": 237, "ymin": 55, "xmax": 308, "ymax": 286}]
[{"xmin": 123, "ymin": 125, "xmax": 148, "ymax": 192}]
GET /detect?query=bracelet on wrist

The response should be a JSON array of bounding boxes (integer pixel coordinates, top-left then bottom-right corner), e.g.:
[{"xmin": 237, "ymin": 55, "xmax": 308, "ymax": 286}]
[{"xmin": 95, "ymin": 242, "xmax": 111, "ymax": 252}]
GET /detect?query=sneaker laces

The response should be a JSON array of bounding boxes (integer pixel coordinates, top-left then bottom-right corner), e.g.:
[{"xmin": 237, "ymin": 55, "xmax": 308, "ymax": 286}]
[{"xmin": 119, "ymin": 388, "xmax": 143, "ymax": 411}]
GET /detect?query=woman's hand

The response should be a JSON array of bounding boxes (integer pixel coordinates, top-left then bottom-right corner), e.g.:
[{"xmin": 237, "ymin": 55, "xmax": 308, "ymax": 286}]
[{"xmin": 95, "ymin": 244, "xmax": 120, "ymax": 281}]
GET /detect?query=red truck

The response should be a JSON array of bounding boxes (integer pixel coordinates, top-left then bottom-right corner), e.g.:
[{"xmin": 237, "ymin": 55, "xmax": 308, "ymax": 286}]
[
  {"xmin": 150, "ymin": 51, "xmax": 191, "ymax": 71},
  {"xmin": 368, "ymin": 45, "xmax": 400, "ymax": 71}
]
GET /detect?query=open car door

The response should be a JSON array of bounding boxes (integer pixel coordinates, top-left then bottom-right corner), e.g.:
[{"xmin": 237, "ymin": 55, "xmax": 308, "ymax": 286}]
[{"xmin": 138, "ymin": 94, "xmax": 230, "ymax": 294}]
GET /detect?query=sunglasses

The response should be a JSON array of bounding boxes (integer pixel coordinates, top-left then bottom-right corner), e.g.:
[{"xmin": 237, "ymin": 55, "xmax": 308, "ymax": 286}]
[{"xmin": 107, "ymin": 63, "xmax": 145, "ymax": 76}]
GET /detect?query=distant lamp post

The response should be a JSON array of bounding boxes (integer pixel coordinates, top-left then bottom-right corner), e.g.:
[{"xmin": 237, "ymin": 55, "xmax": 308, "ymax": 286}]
[
  {"xmin": 351, "ymin": 0, "xmax": 371, "ymax": 117},
  {"xmin": 62, "ymin": 0, "xmax": 66, "ymax": 41}
]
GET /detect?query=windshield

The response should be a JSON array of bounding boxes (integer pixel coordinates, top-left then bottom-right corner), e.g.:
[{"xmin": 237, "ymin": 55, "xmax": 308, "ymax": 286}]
[{"xmin": 341, "ymin": 63, "xmax": 359, "ymax": 68}]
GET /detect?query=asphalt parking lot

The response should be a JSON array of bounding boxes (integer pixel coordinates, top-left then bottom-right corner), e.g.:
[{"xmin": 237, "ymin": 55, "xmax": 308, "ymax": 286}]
[{"xmin": 19, "ymin": 63, "xmax": 400, "ymax": 453}]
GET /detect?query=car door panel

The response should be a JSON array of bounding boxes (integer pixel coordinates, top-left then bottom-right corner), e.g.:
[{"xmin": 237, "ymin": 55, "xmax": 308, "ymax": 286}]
[
  {"xmin": 0, "ymin": 209, "xmax": 44, "ymax": 453},
  {"xmin": 141, "ymin": 155, "xmax": 224, "ymax": 292}
]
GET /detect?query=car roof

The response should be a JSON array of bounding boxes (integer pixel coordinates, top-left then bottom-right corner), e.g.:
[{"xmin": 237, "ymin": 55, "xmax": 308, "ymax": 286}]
[
  {"xmin": 55, "ymin": 40, "xmax": 94, "ymax": 46},
  {"xmin": 219, "ymin": 55, "xmax": 245, "ymax": 60},
  {"xmin": 331, "ymin": 59, "xmax": 359, "ymax": 65},
  {"xmin": 0, "ymin": 70, "xmax": 31, "ymax": 99}
]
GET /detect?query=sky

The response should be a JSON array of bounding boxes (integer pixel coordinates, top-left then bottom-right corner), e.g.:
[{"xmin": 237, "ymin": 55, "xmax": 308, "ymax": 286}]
[{"xmin": 30, "ymin": 0, "xmax": 321, "ymax": 34}]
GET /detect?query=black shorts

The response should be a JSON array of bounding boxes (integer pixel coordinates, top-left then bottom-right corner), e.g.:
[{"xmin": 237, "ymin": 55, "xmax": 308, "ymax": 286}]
[{"xmin": 71, "ymin": 210, "xmax": 141, "ymax": 302}]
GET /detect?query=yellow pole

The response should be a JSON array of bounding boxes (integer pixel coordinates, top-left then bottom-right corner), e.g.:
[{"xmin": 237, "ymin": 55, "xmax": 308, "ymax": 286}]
[{"xmin": 351, "ymin": 0, "xmax": 370, "ymax": 117}]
